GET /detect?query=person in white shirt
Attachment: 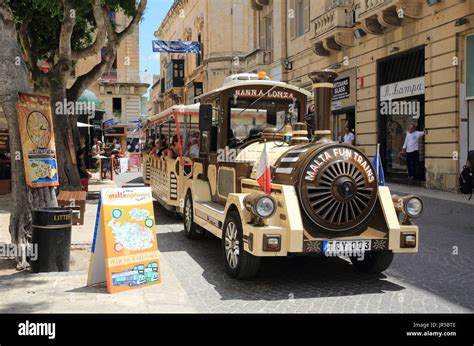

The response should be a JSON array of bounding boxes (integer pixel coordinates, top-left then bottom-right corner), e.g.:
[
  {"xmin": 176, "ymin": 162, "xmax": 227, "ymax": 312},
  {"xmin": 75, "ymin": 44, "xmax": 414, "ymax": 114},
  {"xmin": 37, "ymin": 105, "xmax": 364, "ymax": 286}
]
[
  {"xmin": 402, "ymin": 124, "xmax": 426, "ymax": 179},
  {"xmin": 342, "ymin": 127, "xmax": 355, "ymax": 145}
]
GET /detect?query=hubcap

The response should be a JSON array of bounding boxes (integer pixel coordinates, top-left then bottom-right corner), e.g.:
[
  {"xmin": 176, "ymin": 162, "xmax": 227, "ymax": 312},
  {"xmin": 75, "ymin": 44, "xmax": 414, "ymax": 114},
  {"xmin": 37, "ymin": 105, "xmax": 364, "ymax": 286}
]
[
  {"xmin": 224, "ymin": 221, "xmax": 240, "ymax": 269},
  {"xmin": 185, "ymin": 198, "xmax": 192, "ymax": 232}
]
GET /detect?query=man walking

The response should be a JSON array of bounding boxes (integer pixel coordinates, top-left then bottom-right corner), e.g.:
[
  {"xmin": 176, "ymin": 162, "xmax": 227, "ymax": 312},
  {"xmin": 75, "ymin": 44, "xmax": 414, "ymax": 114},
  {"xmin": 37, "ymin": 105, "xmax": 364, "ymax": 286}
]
[{"xmin": 402, "ymin": 124, "xmax": 425, "ymax": 179}]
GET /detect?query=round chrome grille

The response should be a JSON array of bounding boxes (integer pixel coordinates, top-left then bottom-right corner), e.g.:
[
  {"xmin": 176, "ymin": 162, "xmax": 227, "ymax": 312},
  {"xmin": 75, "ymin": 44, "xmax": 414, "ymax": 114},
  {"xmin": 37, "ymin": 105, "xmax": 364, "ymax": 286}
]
[{"xmin": 299, "ymin": 145, "xmax": 378, "ymax": 234}]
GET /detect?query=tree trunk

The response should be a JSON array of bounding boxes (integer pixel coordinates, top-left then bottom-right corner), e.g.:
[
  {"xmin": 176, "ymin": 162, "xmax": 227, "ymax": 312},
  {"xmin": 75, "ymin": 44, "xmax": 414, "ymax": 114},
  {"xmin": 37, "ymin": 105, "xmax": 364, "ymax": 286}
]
[
  {"xmin": 50, "ymin": 77, "xmax": 82, "ymax": 192},
  {"xmin": 0, "ymin": 3, "xmax": 57, "ymax": 269}
]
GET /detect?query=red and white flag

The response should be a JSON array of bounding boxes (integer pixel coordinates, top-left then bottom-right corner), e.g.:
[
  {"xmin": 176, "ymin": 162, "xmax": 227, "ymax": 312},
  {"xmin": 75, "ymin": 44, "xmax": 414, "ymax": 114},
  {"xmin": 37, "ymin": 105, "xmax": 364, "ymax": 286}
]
[{"xmin": 256, "ymin": 142, "xmax": 272, "ymax": 194}]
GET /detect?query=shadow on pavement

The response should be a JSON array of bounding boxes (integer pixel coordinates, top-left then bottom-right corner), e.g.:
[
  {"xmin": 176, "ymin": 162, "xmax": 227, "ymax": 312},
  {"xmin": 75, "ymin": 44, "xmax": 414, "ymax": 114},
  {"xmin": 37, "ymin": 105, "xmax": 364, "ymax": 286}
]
[
  {"xmin": 153, "ymin": 203, "xmax": 405, "ymax": 302},
  {"xmin": 66, "ymin": 284, "xmax": 107, "ymax": 294},
  {"xmin": 0, "ymin": 301, "xmax": 49, "ymax": 313},
  {"xmin": 387, "ymin": 196, "xmax": 474, "ymax": 311}
]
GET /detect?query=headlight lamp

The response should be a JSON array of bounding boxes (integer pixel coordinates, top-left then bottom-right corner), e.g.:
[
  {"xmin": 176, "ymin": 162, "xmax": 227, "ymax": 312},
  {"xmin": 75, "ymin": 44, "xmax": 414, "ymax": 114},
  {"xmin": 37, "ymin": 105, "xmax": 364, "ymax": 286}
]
[{"xmin": 244, "ymin": 195, "xmax": 276, "ymax": 219}]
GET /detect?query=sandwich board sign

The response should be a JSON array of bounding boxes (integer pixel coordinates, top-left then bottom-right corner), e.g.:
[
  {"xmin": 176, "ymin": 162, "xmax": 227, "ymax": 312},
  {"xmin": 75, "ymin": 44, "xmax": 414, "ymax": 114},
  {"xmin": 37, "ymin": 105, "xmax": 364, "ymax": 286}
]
[{"xmin": 87, "ymin": 187, "xmax": 161, "ymax": 294}]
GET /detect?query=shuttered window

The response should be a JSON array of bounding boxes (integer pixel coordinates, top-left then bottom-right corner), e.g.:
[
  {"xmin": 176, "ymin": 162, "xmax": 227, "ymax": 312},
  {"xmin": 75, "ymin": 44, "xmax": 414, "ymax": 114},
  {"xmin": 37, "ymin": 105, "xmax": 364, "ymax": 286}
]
[
  {"xmin": 292, "ymin": 0, "xmax": 310, "ymax": 38},
  {"xmin": 259, "ymin": 12, "xmax": 266, "ymax": 49},
  {"xmin": 259, "ymin": 12, "xmax": 273, "ymax": 50}
]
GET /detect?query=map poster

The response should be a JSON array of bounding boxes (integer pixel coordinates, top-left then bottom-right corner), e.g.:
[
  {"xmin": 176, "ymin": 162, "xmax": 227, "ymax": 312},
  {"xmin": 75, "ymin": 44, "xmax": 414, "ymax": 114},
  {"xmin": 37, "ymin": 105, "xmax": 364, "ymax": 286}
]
[
  {"xmin": 16, "ymin": 93, "xmax": 59, "ymax": 188},
  {"xmin": 87, "ymin": 187, "xmax": 161, "ymax": 294}
]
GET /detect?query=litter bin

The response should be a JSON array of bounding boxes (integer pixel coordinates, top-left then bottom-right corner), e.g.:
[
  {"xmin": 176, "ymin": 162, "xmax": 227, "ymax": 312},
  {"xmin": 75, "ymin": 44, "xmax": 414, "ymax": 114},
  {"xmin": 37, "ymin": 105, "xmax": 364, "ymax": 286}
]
[{"xmin": 31, "ymin": 208, "xmax": 72, "ymax": 273}]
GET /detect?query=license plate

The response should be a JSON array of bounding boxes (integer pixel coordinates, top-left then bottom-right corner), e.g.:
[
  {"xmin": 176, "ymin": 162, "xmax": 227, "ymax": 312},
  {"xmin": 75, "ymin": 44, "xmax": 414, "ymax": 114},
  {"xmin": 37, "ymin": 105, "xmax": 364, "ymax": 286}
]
[{"xmin": 322, "ymin": 240, "xmax": 371, "ymax": 255}]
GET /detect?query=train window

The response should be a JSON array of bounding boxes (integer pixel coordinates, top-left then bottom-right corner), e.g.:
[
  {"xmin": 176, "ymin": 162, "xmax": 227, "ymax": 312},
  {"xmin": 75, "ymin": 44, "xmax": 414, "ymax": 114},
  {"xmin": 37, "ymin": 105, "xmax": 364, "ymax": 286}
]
[{"xmin": 228, "ymin": 97, "xmax": 300, "ymax": 143}]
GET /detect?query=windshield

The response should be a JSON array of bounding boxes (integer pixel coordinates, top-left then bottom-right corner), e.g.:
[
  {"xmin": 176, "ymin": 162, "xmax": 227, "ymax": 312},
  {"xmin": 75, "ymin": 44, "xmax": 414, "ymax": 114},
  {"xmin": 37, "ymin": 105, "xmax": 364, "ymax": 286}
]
[{"xmin": 228, "ymin": 97, "xmax": 300, "ymax": 142}]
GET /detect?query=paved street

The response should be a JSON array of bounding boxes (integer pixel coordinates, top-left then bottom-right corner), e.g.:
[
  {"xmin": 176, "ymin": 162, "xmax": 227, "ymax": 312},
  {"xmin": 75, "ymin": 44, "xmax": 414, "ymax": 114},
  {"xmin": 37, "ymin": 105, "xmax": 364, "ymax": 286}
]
[
  {"xmin": 0, "ymin": 172, "xmax": 472, "ymax": 313},
  {"xmin": 120, "ymin": 173, "xmax": 474, "ymax": 313}
]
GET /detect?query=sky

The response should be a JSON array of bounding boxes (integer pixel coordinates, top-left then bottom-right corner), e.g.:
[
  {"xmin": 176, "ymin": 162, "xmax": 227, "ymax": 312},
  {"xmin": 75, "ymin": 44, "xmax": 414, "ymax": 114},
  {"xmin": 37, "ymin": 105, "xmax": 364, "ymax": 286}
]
[{"xmin": 139, "ymin": 0, "xmax": 174, "ymax": 96}]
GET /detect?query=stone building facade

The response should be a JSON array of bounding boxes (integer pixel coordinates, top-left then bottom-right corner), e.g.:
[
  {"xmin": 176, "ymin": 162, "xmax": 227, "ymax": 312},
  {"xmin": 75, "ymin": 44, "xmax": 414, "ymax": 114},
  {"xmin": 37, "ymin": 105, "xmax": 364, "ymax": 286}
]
[
  {"xmin": 249, "ymin": 0, "xmax": 474, "ymax": 191},
  {"xmin": 151, "ymin": 0, "xmax": 474, "ymax": 191},
  {"xmin": 73, "ymin": 11, "xmax": 149, "ymax": 141},
  {"xmin": 150, "ymin": 0, "xmax": 254, "ymax": 113}
]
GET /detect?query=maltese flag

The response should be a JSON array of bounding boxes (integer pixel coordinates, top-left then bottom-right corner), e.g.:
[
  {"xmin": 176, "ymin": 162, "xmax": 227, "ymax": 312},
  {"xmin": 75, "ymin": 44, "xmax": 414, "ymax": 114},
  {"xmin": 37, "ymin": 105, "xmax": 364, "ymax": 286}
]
[{"xmin": 256, "ymin": 142, "xmax": 272, "ymax": 194}]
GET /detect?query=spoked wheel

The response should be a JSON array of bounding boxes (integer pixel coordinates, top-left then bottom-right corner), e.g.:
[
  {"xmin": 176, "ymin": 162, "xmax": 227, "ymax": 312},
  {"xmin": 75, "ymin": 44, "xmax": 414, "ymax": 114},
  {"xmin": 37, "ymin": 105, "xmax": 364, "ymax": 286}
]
[
  {"xmin": 183, "ymin": 192, "xmax": 205, "ymax": 240},
  {"xmin": 350, "ymin": 251, "xmax": 394, "ymax": 274},
  {"xmin": 222, "ymin": 211, "xmax": 260, "ymax": 279}
]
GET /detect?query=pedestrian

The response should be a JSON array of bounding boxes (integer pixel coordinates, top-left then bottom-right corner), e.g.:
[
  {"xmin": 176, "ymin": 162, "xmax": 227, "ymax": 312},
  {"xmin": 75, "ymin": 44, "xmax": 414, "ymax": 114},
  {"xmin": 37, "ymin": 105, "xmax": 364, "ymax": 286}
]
[
  {"xmin": 342, "ymin": 127, "xmax": 355, "ymax": 145},
  {"xmin": 77, "ymin": 148, "xmax": 92, "ymax": 191},
  {"xmin": 166, "ymin": 135, "xmax": 181, "ymax": 160},
  {"xmin": 185, "ymin": 131, "xmax": 200, "ymax": 159},
  {"xmin": 401, "ymin": 124, "xmax": 426, "ymax": 179},
  {"xmin": 91, "ymin": 140, "xmax": 104, "ymax": 157}
]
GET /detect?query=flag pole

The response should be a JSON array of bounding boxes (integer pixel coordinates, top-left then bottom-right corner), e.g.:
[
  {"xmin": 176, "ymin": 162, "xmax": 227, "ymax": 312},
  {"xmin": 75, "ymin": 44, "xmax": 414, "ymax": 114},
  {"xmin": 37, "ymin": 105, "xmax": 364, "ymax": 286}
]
[
  {"xmin": 376, "ymin": 143, "xmax": 380, "ymax": 180},
  {"xmin": 263, "ymin": 141, "xmax": 267, "ymax": 194}
]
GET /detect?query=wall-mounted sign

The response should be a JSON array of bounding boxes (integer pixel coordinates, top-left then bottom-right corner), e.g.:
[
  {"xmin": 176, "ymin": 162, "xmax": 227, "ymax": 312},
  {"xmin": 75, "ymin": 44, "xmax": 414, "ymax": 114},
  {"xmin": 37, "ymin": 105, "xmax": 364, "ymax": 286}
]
[
  {"xmin": 466, "ymin": 34, "xmax": 474, "ymax": 100},
  {"xmin": 87, "ymin": 187, "xmax": 161, "ymax": 294},
  {"xmin": 152, "ymin": 40, "xmax": 201, "ymax": 54},
  {"xmin": 380, "ymin": 77, "xmax": 425, "ymax": 102},
  {"xmin": 16, "ymin": 93, "xmax": 59, "ymax": 188},
  {"xmin": 332, "ymin": 77, "xmax": 350, "ymax": 101}
]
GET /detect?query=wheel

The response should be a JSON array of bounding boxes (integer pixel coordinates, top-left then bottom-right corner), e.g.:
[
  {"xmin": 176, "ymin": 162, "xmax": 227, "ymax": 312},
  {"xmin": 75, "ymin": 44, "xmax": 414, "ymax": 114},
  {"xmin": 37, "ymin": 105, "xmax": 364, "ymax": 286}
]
[
  {"xmin": 350, "ymin": 251, "xmax": 394, "ymax": 274},
  {"xmin": 183, "ymin": 192, "xmax": 205, "ymax": 239},
  {"xmin": 222, "ymin": 210, "xmax": 260, "ymax": 279}
]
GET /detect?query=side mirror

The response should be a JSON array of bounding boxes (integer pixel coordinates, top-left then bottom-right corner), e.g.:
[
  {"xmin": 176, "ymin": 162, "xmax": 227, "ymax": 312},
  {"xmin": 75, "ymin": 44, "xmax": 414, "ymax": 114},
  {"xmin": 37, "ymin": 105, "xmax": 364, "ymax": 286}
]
[{"xmin": 199, "ymin": 104, "xmax": 213, "ymax": 132}]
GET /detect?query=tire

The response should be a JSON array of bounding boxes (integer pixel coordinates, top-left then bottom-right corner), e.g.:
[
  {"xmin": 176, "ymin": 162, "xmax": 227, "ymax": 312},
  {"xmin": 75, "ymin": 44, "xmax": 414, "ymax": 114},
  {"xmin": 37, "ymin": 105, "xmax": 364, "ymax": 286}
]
[
  {"xmin": 222, "ymin": 210, "xmax": 260, "ymax": 279},
  {"xmin": 183, "ymin": 192, "xmax": 205, "ymax": 240},
  {"xmin": 350, "ymin": 251, "xmax": 394, "ymax": 274}
]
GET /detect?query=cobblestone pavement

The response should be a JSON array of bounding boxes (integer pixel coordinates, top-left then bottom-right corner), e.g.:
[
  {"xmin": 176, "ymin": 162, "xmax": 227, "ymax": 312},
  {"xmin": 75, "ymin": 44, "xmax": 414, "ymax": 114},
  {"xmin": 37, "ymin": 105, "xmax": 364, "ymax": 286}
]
[{"xmin": 118, "ymin": 173, "xmax": 474, "ymax": 313}]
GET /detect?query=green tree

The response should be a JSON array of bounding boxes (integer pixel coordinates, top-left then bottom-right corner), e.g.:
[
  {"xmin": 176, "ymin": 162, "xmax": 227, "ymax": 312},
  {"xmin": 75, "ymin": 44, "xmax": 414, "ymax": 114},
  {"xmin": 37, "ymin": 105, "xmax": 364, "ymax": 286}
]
[
  {"xmin": 10, "ymin": 0, "xmax": 147, "ymax": 190},
  {"xmin": 0, "ymin": 0, "xmax": 147, "ymax": 268}
]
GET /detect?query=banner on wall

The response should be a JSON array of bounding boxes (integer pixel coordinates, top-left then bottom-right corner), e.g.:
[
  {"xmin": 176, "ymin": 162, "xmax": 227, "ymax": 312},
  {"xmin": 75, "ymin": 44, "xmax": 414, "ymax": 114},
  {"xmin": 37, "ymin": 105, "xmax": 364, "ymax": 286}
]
[
  {"xmin": 87, "ymin": 187, "xmax": 161, "ymax": 294},
  {"xmin": 152, "ymin": 40, "xmax": 201, "ymax": 54},
  {"xmin": 16, "ymin": 93, "xmax": 59, "ymax": 188}
]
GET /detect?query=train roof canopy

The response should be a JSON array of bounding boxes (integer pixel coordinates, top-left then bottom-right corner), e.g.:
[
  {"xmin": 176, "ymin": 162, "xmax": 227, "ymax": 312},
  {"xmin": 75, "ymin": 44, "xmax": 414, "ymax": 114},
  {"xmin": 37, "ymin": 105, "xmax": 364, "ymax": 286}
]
[{"xmin": 197, "ymin": 75, "xmax": 312, "ymax": 101}]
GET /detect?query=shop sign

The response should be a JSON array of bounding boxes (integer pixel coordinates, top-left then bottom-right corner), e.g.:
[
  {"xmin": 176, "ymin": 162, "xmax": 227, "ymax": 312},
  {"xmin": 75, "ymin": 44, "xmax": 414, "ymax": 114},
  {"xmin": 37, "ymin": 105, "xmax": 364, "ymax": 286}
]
[
  {"xmin": 16, "ymin": 93, "xmax": 59, "ymax": 188},
  {"xmin": 87, "ymin": 187, "xmax": 161, "ymax": 294},
  {"xmin": 332, "ymin": 77, "xmax": 350, "ymax": 101},
  {"xmin": 331, "ymin": 100, "xmax": 342, "ymax": 110},
  {"xmin": 466, "ymin": 34, "xmax": 474, "ymax": 100},
  {"xmin": 380, "ymin": 77, "xmax": 424, "ymax": 101}
]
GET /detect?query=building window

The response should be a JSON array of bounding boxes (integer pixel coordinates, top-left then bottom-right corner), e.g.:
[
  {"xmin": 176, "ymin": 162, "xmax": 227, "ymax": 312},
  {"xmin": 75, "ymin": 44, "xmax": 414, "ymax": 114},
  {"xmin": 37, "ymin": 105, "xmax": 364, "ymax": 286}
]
[
  {"xmin": 266, "ymin": 14, "xmax": 273, "ymax": 50},
  {"xmin": 291, "ymin": 0, "xmax": 310, "ymax": 38},
  {"xmin": 112, "ymin": 97, "xmax": 122, "ymax": 117},
  {"xmin": 196, "ymin": 34, "xmax": 203, "ymax": 67},
  {"xmin": 259, "ymin": 12, "xmax": 273, "ymax": 50},
  {"xmin": 165, "ymin": 59, "xmax": 185, "ymax": 90}
]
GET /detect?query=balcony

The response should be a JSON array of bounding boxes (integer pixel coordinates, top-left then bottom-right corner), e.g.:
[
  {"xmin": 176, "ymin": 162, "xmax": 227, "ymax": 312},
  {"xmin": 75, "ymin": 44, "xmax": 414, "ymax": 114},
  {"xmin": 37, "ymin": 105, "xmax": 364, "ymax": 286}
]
[
  {"xmin": 355, "ymin": 0, "xmax": 423, "ymax": 35},
  {"xmin": 251, "ymin": 0, "xmax": 269, "ymax": 11},
  {"xmin": 99, "ymin": 68, "xmax": 141, "ymax": 83},
  {"xmin": 246, "ymin": 49, "xmax": 273, "ymax": 70},
  {"xmin": 311, "ymin": 2, "xmax": 355, "ymax": 56}
]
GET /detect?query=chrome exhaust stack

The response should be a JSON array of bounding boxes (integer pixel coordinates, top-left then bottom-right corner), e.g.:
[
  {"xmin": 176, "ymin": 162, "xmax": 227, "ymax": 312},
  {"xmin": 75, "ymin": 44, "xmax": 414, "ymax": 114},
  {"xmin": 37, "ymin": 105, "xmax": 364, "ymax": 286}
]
[{"xmin": 308, "ymin": 69, "xmax": 338, "ymax": 143}]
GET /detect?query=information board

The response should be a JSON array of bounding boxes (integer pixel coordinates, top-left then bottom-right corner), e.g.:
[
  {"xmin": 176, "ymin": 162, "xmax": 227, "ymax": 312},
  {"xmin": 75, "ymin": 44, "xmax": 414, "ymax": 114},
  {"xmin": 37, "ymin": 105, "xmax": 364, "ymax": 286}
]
[
  {"xmin": 16, "ymin": 93, "xmax": 59, "ymax": 188},
  {"xmin": 87, "ymin": 187, "xmax": 161, "ymax": 294}
]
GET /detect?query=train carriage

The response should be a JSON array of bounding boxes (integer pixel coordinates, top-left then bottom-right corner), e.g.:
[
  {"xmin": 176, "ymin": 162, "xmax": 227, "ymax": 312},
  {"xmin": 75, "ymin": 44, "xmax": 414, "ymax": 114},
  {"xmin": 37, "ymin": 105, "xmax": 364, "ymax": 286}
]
[{"xmin": 143, "ymin": 71, "xmax": 423, "ymax": 280}]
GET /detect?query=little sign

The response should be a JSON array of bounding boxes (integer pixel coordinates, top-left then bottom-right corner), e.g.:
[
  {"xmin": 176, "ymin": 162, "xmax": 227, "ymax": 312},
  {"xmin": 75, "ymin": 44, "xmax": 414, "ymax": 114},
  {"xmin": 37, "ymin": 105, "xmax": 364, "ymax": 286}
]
[
  {"xmin": 87, "ymin": 187, "xmax": 161, "ymax": 294},
  {"xmin": 332, "ymin": 77, "xmax": 350, "ymax": 101}
]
